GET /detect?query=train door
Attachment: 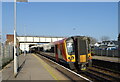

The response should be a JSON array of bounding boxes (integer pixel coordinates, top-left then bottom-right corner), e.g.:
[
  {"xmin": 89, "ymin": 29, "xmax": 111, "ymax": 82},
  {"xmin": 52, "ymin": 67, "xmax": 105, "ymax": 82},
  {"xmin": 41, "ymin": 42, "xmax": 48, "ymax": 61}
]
[
  {"xmin": 58, "ymin": 44, "xmax": 62, "ymax": 59},
  {"xmin": 55, "ymin": 45, "xmax": 59, "ymax": 62},
  {"xmin": 76, "ymin": 37, "xmax": 89, "ymax": 70},
  {"xmin": 55, "ymin": 44, "xmax": 63, "ymax": 61}
]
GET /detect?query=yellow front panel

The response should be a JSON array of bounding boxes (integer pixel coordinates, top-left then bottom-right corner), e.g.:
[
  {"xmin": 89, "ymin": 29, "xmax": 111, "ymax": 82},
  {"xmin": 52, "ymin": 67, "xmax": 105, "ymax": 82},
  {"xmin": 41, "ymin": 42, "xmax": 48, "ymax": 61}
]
[
  {"xmin": 64, "ymin": 40, "xmax": 76, "ymax": 62},
  {"xmin": 67, "ymin": 55, "xmax": 75, "ymax": 62},
  {"xmin": 80, "ymin": 55, "xmax": 86, "ymax": 62}
]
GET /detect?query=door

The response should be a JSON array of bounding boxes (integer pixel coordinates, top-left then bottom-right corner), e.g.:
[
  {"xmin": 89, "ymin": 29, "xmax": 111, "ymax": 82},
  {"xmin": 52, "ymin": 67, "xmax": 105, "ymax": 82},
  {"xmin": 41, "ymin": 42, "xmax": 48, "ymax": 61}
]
[
  {"xmin": 77, "ymin": 37, "xmax": 88, "ymax": 63},
  {"xmin": 55, "ymin": 45, "xmax": 59, "ymax": 62}
]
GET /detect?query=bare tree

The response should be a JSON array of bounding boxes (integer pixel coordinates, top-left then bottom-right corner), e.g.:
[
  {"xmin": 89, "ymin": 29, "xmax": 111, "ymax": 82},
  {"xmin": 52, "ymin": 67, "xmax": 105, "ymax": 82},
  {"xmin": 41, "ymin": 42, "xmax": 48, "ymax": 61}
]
[
  {"xmin": 89, "ymin": 37, "xmax": 98, "ymax": 44},
  {"xmin": 100, "ymin": 36, "xmax": 110, "ymax": 41}
]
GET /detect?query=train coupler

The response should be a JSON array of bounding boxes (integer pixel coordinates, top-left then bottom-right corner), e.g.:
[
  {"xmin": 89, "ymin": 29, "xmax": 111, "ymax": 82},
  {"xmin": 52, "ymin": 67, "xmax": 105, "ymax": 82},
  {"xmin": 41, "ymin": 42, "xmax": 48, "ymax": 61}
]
[{"xmin": 79, "ymin": 63, "xmax": 87, "ymax": 71}]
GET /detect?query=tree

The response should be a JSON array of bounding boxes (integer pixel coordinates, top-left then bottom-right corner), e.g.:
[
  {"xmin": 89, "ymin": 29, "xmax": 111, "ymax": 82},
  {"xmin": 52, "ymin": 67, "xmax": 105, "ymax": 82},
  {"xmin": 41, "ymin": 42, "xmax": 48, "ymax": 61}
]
[
  {"xmin": 89, "ymin": 37, "xmax": 98, "ymax": 45},
  {"xmin": 100, "ymin": 36, "xmax": 110, "ymax": 41}
]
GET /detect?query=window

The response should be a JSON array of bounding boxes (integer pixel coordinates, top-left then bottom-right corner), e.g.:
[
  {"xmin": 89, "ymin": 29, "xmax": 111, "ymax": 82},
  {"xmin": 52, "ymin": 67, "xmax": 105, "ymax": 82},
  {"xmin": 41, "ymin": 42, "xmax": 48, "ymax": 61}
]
[{"xmin": 66, "ymin": 38, "xmax": 74, "ymax": 55}]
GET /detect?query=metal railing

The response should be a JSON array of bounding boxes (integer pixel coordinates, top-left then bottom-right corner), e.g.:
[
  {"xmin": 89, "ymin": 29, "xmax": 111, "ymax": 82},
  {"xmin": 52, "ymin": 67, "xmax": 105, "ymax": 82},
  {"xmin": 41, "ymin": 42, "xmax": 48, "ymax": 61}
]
[
  {"xmin": 0, "ymin": 43, "xmax": 14, "ymax": 68},
  {"xmin": 93, "ymin": 50, "xmax": 119, "ymax": 57}
]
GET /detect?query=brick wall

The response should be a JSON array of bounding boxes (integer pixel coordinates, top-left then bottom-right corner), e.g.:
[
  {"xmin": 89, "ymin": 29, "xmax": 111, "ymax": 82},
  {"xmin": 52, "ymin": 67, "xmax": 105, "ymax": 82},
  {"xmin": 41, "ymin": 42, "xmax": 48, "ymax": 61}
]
[{"xmin": 6, "ymin": 34, "xmax": 14, "ymax": 44}]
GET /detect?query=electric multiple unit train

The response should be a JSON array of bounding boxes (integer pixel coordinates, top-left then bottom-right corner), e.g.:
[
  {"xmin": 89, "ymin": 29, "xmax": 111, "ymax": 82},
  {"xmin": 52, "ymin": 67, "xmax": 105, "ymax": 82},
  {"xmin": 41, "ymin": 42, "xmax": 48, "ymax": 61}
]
[{"xmin": 30, "ymin": 36, "xmax": 92, "ymax": 70}]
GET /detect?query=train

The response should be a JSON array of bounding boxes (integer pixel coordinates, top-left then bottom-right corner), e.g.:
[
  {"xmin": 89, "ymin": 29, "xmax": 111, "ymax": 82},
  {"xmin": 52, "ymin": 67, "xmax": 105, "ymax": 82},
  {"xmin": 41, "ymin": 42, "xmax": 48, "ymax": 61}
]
[{"xmin": 30, "ymin": 36, "xmax": 92, "ymax": 70}]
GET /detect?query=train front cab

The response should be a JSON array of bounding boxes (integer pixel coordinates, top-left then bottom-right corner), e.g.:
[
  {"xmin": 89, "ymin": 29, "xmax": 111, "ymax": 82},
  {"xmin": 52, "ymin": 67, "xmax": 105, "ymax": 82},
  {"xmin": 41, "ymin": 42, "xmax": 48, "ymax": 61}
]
[
  {"xmin": 65, "ymin": 36, "xmax": 92, "ymax": 70},
  {"xmin": 74, "ymin": 36, "xmax": 92, "ymax": 70}
]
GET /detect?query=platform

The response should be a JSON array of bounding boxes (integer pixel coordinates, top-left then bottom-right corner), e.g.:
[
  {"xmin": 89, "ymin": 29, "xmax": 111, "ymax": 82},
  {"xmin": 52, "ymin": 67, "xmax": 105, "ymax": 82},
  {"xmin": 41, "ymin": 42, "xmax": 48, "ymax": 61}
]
[
  {"xmin": 92, "ymin": 56, "xmax": 120, "ymax": 63},
  {"xmin": 1, "ymin": 53, "xmax": 70, "ymax": 81}
]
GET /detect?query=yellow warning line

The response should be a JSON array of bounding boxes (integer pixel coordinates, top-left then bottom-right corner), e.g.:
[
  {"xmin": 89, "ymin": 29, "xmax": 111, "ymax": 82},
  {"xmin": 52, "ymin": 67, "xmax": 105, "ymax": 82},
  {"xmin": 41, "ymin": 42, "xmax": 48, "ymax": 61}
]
[{"xmin": 32, "ymin": 54, "xmax": 58, "ymax": 80}]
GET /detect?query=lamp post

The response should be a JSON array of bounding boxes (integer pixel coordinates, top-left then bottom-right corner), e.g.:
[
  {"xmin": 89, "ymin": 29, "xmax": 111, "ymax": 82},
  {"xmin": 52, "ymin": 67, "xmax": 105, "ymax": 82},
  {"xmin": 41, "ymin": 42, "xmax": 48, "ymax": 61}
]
[
  {"xmin": 14, "ymin": 0, "xmax": 17, "ymax": 76},
  {"xmin": 14, "ymin": 0, "xmax": 28, "ymax": 77}
]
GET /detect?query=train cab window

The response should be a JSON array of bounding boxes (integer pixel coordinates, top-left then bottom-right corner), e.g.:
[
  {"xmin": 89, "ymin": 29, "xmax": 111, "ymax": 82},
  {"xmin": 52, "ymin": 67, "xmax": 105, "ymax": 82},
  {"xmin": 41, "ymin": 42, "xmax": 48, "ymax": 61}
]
[{"xmin": 66, "ymin": 38, "xmax": 74, "ymax": 55}]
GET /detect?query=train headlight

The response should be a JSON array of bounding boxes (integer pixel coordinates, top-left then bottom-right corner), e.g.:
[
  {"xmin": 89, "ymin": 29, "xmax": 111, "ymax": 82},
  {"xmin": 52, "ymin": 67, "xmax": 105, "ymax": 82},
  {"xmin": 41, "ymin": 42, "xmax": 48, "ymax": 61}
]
[{"xmin": 68, "ymin": 56, "xmax": 74, "ymax": 60}]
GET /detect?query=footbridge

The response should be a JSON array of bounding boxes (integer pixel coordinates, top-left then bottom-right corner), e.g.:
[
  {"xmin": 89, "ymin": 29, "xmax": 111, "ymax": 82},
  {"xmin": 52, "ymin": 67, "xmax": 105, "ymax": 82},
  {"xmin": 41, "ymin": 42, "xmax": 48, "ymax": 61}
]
[
  {"xmin": 17, "ymin": 36, "xmax": 64, "ymax": 43},
  {"xmin": 17, "ymin": 36, "xmax": 65, "ymax": 51}
]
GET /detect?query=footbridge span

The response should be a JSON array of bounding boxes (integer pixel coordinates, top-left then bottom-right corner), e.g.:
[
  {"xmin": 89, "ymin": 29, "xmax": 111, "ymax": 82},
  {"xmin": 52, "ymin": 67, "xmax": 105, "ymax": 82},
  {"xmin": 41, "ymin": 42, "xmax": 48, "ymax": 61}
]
[{"xmin": 17, "ymin": 36, "xmax": 65, "ymax": 51}]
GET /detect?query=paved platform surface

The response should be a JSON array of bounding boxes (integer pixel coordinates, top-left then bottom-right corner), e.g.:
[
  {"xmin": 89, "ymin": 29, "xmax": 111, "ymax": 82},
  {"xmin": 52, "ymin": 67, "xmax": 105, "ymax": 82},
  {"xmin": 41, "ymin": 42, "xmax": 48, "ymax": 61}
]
[
  {"xmin": 0, "ymin": 72, "xmax": 1, "ymax": 82},
  {"xmin": 1, "ymin": 53, "xmax": 70, "ymax": 81},
  {"xmin": 92, "ymin": 56, "xmax": 120, "ymax": 63}
]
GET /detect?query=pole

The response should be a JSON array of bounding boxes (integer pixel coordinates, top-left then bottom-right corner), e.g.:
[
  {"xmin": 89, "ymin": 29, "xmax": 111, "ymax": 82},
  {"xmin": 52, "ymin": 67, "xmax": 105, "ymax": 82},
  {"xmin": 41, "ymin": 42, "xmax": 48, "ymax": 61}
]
[
  {"xmin": 14, "ymin": 0, "xmax": 28, "ymax": 77},
  {"xmin": 24, "ymin": 26, "xmax": 26, "ymax": 56},
  {"xmin": 14, "ymin": 0, "xmax": 18, "ymax": 76}
]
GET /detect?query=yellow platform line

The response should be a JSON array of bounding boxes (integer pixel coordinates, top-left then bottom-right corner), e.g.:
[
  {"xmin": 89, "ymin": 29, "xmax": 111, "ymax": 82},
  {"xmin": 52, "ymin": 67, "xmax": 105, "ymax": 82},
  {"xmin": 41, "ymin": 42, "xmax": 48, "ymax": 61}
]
[{"xmin": 32, "ymin": 54, "xmax": 58, "ymax": 80}]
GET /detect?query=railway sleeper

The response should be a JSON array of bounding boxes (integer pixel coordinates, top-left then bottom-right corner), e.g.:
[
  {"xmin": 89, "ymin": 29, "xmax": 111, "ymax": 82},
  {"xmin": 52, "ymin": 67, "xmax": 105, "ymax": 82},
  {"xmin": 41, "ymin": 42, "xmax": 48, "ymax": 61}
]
[
  {"xmin": 89, "ymin": 66, "xmax": 120, "ymax": 81},
  {"xmin": 85, "ymin": 70, "xmax": 114, "ymax": 81},
  {"xmin": 88, "ymin": 68, "xmax": 120, "ymax": 81},
  {"xmin": 92, "ymin": 65, "xmax": 120, "ymax": 75}
]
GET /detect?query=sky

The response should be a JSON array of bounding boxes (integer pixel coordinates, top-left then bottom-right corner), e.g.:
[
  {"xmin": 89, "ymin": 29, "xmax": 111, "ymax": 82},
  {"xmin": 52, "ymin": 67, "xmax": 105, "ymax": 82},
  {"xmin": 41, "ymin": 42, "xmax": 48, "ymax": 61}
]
[
  {"xmin": 2, "ymin": 0, "xmax": 120, "ymax": 2},
  {"xmin": 2, "ymin": 2, "xmax": 118, "ymax": 42},
  {"xmin": 118, "ymin": 2, "xmax": 120, "ymax": 34}
]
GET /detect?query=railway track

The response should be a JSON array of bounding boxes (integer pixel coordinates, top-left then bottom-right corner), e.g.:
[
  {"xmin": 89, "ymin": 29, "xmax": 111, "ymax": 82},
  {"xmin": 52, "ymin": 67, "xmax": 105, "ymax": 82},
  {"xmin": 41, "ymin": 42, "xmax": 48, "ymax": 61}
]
[
  {"xmin": 35, "ymin": 53, "xmax": 120, "ymax": 81},
  {"xmin": 35, "ymin": 53, "xmax": 92, "ymax": 81},
  {"xmin": 79, "ymin": 66, "xmax": 120, "ymax": 81},
  {"xmin": 92, "ymin": 59, "xmax": 120, "ymax": 72},
  {"xmin": 92, "ymin": 65, "xmax": 120, "ymax": 75}
]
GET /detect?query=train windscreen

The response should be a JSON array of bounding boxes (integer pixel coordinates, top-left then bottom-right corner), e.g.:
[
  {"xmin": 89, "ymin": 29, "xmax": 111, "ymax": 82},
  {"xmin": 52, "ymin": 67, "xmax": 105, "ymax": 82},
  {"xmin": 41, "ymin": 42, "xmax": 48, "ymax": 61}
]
[{"xmin": 66, "ymin": 38, "xmax": 75, "ymax": 55}]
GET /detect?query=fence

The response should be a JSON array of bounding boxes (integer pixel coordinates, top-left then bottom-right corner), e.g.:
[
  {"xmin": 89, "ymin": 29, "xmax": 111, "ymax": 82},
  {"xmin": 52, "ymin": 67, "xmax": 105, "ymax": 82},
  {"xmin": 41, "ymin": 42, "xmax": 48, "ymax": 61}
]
[
  {"xmin": 94, "ymin": 50, "xmax": 119, "ymax": 57},
  {"xmin": 0, "ymin": 43, "xmax": 2, "ymax": 69},
  {"xmin": 0, "ymin": 43, "xmax": 14, "ymax": 68}
]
